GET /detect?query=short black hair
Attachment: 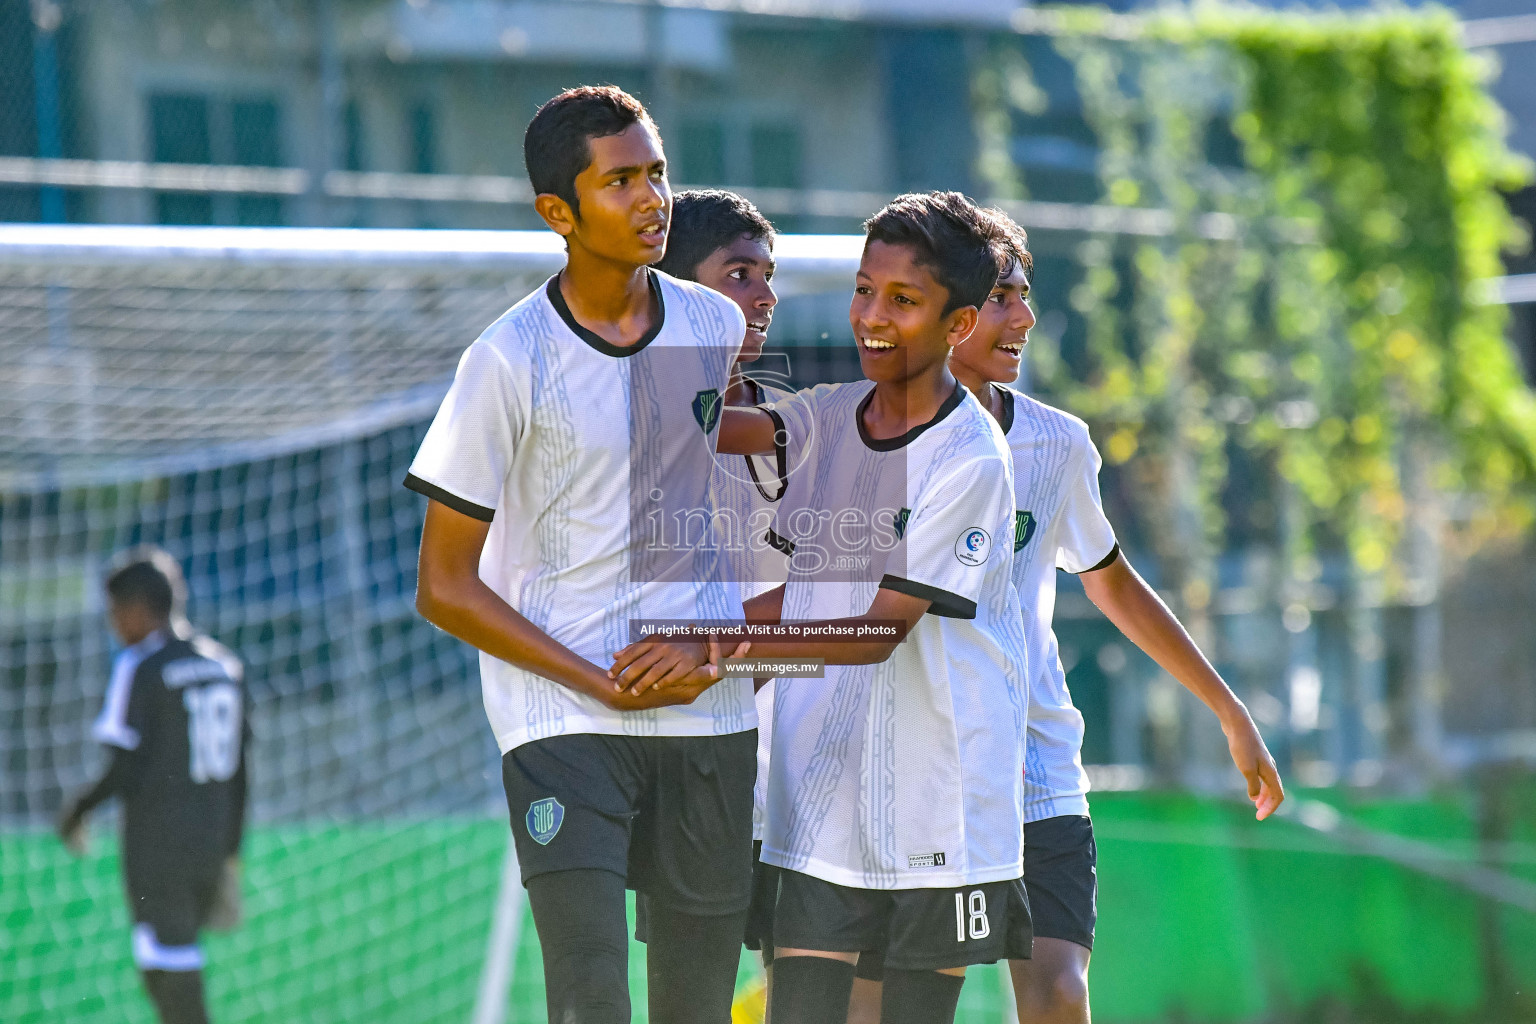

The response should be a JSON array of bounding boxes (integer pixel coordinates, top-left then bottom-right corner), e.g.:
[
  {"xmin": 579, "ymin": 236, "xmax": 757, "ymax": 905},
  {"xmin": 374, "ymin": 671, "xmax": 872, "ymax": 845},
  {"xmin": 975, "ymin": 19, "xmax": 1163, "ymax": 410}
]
[
  {"xmin": 986, "ymin": 207, "xmax": 1034, "ymax": 281},
  {"xmin": 524, "ymin": 85, "xmax": 657, "ymax": 217},
  {"xmin": 863, "ymin": 191, "xmax": 1014, "ymax": 315},
  {"xmin": 104, "ymin": 546, "xmax": 186, "ymax": 621},
  {"xmin": 654, "ymin": 189, "xmax": 776, "ymax": 281}
]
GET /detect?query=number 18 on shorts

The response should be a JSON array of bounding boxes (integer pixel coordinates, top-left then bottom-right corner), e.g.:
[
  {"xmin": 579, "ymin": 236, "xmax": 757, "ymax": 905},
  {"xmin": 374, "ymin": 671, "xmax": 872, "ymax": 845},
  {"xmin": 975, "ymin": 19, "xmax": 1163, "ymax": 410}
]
[
  {"xmin": 773, "ymin": 871, "xmax": 1034, "ymax": 971},
  {"xmin": 955, "ymin": 889, "xmax": 991, "ymax": 942}
]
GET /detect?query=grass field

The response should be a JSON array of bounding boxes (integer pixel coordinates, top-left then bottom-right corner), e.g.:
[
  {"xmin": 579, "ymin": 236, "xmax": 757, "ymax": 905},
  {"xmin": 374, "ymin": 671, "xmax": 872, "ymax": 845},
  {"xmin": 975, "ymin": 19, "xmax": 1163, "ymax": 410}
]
[{"xmin": 4, "ymin": 790, "xmax": 1533, "ymax": 1023}]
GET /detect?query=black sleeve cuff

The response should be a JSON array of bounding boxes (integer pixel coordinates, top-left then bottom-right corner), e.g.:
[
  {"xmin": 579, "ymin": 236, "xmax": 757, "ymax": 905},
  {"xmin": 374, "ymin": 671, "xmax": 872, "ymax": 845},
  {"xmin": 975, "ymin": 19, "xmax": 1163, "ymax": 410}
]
[
  {"xmin": 747, "ymin": 408, "xmax": 789, "ymax": 502},
  {"xmin": 1074, "ymin": 543, "xmax": 1121, "ymax": 575},
  {"xmin": 403, "ymin": 473, "xmax": 495, "ymax": 522},
  {"xmin": 879, "ymin": 574, "xmax": 977, "ymax": 619},
  {"xmin": 766, "ymin": 528, "xmax": 795, "ymax": 556}
]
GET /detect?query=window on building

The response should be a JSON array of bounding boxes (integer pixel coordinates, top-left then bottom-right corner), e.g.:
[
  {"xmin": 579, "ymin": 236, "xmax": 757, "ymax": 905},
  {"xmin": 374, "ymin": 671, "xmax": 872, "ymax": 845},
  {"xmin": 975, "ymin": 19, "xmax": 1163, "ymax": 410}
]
[
  {"xmin": 149, "ymin": 93, "xmax": 213, "ymax": 224},
  {"xmin": 749, "ymin": 122, "xmax": 801, "ymax": 190},
  {"xmin": 677, "ymin": 120, "xmax": 726, "ymax": 186},
  {"xmin": 150, "ymin": 93, "xmax": 212, "ymax": 165},
  {"xmin": 673, "ymin": 115, "xmax": 802, "ymax": 191},
  {"xmin": 409, "ymin": 101, "xmax": 436, "ymax": 175},
  {"xmin": 343, "ymin": 99, "xmax": 367, "ymax": 172},
  {"xmin": 231, "ymin": 98, "xmax": 282, "ymax": 225},
  {"xmin": 147, "ymin": 90, "xmax": 284, "ymax": 225}
]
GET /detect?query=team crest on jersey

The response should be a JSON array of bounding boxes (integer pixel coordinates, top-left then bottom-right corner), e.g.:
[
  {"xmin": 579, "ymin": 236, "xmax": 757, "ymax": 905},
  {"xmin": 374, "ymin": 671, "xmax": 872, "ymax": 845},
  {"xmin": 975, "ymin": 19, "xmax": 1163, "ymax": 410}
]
[
  {"xmin": 692, "ymin": 389, "xmax": 722, "ymax": 434},
  {"xmin": 954, "ymin": 527, "xmax": 991, "ymax": 566},
  {"xmin": 1014, "ymin": 511, "xmax": 1037, "ymax": 552},
  {"xmin": 893, "ymin": 508, "xmax": 911, "ymax": 540},
  {"xmin": 526, "ymin": 797, "xmax": 564, "ymax": 846}
]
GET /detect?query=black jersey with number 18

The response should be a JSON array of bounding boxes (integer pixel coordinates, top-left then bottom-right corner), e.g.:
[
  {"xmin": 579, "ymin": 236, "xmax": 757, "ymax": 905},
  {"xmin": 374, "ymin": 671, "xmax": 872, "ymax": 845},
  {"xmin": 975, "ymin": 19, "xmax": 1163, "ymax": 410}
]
[{"xmin": 92, "ymin": 625, "xmax": 248, "ymax": 889}]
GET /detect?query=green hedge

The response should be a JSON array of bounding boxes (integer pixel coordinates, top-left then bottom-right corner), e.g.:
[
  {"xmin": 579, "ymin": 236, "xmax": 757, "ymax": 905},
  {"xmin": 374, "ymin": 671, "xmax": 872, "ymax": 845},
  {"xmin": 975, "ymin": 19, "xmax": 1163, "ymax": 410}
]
[{"xmin": 979, "ymin": 9, "xmax": 1535, "ymax": 592}]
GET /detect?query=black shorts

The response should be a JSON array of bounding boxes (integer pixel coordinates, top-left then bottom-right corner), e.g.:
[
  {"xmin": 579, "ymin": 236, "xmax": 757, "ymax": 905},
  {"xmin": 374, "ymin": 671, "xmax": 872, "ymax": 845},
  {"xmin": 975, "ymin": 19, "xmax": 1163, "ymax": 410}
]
[
  {"xmin": 1023, "ymin": 814, "xmax": 1097, "ymax": 950},
  {"xmin": 772, "ymin": 870, "xmax": 1032, "ymax": 972},
  {"xmin": 502, "ymin": 730, "xmax": 757, "ymax": 918},
  {"xmin": 856, "ymin": 815, "xmax": 1097, "ymax": 982},
  {"xmin": 125, "ymin": 868, "xmax": 219, "ymax": 971},
  {"xmin": 743, "ymin": 840, "xmax": 780, "ymax": 960}
]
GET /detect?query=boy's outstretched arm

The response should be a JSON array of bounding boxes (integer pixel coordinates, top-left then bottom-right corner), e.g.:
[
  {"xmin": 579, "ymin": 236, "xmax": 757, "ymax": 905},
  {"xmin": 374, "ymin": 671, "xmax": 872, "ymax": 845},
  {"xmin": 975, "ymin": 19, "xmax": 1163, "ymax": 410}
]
[
  {"xmin": 1079, "ymin": 552, "xmax": 1286, "ymax": 820},
  {"xmin": 418, "ymin": 500, "xmax": 727, "ymax": 711},
  {"xmin": 718, "ymin": 406, "xmax": 779, "ymax": 455}
]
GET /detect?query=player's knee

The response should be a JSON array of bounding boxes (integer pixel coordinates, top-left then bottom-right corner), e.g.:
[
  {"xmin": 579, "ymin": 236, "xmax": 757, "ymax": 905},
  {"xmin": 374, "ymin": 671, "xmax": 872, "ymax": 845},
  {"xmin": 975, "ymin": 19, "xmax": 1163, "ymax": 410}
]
[
  {"xmin": 540, "ymin": 934, "xmax": 629, "ymax": 1021},
  {"xmin": 543, "ymin": 931, "xmax": 627, "ymax": 977},
  {"xmin": 544, "ymin": 967, "xmax": 628, "ymax": 1021},
  {"xmin": 1047, "ymin": 964, "xmax": 1089, "ymax": 1016},
  {"xmin": 846, "ymin": 976, "xmax": 882, "ymax": 1024}
]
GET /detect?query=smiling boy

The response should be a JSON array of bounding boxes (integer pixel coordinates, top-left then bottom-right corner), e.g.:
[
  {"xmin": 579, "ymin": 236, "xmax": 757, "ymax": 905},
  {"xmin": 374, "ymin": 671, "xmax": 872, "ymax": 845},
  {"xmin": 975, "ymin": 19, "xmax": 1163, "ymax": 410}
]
[
  {"xmin": 655, "ymin": 188, "xmax": 779, "ymax": 397},
  {"xmin": 405, "ymin": 87, "xmax": 755, "ymax": 1024},
  {"xmin": 617, "ymin": 192, "xmax": 1035, "ymax": 1024},
  {"xmin": 846, "ymin": 219, "xmax": 1285, "ymax": 1024},
  {"xmin": 653, "ymin": 187, "xmax": 789, "ymax": 590}
]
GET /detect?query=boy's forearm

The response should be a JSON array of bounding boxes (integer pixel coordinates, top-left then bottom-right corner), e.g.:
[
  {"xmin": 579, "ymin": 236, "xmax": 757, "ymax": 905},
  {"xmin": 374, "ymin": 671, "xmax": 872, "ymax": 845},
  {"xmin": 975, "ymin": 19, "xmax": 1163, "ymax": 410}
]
[
  {"xmin": 739, "ymin": 632, "xmax": 901, "ymax": 666},
  {"xmin": 1081, "ymin": 557, "xmax": 1248, "ymax": 728},
  {"xmin": 67, "ymin": 748, "xmax": 139, "ymax": 820},
  {"xmin": 734, "ymin": 587, "xmax": 925, "ymax": 672},
  {"xmin": 418, "ymin": 575, "xmax": 613, "ymax": 700},
  {"xmin": 67, "ymin": 775, "xmax": 114, "ymax": 821},
  {"xmin": 743, "ymin": 585, "xmax": 785, "ymax": 624},
  {"xmin": 735, "ymin": 602, "xmax": 916, "ymax": 667}
]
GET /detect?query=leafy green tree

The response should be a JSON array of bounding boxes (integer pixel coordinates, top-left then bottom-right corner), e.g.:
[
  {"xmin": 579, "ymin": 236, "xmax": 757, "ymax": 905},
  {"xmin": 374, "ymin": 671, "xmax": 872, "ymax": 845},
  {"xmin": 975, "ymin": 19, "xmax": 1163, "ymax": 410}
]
[{"xmin": 977, "ymin": 8, "xmax": 1534, "ymax": 774}]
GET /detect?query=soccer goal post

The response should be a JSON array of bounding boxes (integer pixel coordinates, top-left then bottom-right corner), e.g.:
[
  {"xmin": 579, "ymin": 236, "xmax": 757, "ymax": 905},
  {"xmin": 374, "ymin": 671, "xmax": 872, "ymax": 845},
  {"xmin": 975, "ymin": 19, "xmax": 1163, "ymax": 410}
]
[{"xmin": 0, "ymin": 225, "xmax": 866, "ymax": 1024}]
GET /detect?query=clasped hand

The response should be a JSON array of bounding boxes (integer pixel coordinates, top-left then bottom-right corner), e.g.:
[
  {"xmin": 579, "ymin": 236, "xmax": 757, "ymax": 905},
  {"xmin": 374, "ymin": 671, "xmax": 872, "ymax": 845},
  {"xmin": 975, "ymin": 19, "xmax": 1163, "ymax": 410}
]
[{"xmin": 601, "ymin": 636, "xmax": 751, "ymax": 710}]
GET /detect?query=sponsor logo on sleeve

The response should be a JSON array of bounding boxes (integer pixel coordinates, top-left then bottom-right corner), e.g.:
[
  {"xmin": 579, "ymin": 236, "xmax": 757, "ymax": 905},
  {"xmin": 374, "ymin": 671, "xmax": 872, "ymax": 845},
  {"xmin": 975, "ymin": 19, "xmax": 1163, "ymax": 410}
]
[
  {"xmin": 526, "ymin": 797, "xmax": 565, "ymax": 845},
  {"xmin": 954, "ymin": 527, "xmax": 991, "ymax": 566}
]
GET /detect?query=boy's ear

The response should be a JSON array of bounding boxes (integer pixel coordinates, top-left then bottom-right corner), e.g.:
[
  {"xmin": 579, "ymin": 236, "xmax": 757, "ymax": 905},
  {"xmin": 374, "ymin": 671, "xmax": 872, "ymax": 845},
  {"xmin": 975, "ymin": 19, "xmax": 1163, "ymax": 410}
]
[
  {"xmin": 944, "ymin": 305, "xmax": 979, "ymax": 349},
  {"xmin": 534, "ymin": 193, "xmax": 577, "ymax": 238}
]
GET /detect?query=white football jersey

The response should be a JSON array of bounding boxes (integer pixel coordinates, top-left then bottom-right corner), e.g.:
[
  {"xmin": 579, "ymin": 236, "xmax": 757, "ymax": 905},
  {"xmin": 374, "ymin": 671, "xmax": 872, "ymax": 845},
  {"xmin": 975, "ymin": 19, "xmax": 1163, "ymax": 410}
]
[
  {"xmin": 406, "ymin": 271, "xmax": 755, "ymax": 753},
  {"xmin": 759, "ymin": 381, "xmax": 1030, "ymax": 889},
  {"xmin": 995, "ymin": 385, "xmax": 1118, "ymax": 821},
  {"xmin": 713, "ymin": 376, "xmax": 794, "ymax": 842}
]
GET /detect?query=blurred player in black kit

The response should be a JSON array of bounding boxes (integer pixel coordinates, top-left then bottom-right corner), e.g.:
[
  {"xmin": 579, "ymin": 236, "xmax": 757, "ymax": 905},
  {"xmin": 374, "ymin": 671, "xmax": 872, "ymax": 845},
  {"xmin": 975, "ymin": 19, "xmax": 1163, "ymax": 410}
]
[{"xmin": 58, "ymin": 546, "xmax": 248, "ymax": 1024}]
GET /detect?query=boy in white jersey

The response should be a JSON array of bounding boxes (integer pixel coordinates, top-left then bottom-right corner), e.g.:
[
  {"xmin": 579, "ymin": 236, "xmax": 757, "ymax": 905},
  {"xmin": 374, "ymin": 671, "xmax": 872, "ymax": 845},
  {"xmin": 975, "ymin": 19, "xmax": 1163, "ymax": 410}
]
[
  {"xmin": 406, "ymin": 87, "xmax": 756, "ymax": 1024},
  {"xmin": 617, "ymin": 192, "xmax": 1034, "ymax": 1024},
  {"xmin": 652, "ymin": 189, "xmax": 791, "ymax": 971},
  {"xmin": 847, "ymin": 220, "xmax": 1286, "ymax": 1024}
]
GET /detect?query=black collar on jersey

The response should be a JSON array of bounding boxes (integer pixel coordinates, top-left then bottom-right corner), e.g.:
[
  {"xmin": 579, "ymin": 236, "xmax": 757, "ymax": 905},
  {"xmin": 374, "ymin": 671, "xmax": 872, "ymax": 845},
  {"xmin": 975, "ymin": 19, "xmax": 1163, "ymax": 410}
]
[
  {"xmin": 545, "ymin": 269, "xmax": 665, "ymax": 358},
  {"xmin": 994, "ymin": 383, "xmax": 1016, "ymax": 433},
  {"xmin": 856, "ymin": 382, "xmax": 966, "ymax": 452}
]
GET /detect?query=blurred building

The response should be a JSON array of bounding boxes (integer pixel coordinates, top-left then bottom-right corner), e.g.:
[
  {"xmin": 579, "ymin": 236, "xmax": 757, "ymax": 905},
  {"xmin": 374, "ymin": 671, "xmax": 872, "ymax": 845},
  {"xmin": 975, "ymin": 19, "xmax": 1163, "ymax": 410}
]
[
  {"xmin": 0, "ymin": 0, "xmax": 1025, "ymax": 228},
  {"xmin": 4, "ymin": 0, "xmax": 1530, "ymax": 357}
]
